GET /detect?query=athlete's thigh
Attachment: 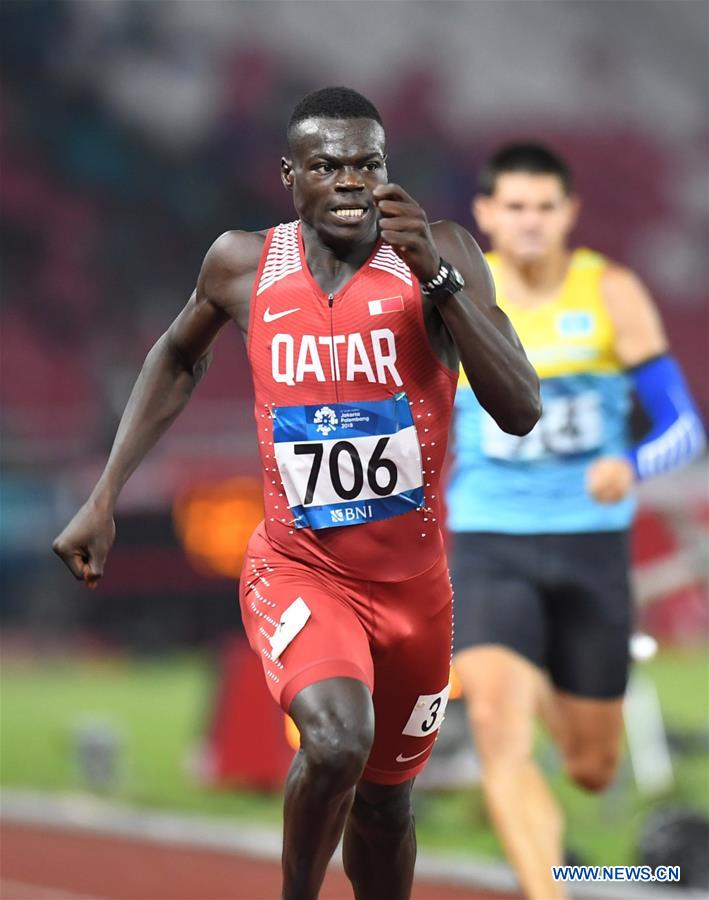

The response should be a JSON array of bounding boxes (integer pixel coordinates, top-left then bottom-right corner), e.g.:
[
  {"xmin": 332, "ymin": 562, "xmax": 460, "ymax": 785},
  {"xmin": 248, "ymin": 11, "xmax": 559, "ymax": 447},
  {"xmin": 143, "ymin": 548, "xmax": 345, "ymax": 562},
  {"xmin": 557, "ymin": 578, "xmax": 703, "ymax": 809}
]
[
  {"xmin": 545, "ymin": 531, "xmax": 632, "ymax": 700},
  {"xmin": 450, "ymin": 531, "xmax": 547, "ymax": 670},
  {"xmin": 454, "ymin": 645, "xmax": 544, "ymax": 761},
  {"xmin": 363, "ymin": 553, "xmax": 452, "ymax": 785},
  {"xmin": 240, "ymin": 541, "xmax": 374, "ymax": 712}
]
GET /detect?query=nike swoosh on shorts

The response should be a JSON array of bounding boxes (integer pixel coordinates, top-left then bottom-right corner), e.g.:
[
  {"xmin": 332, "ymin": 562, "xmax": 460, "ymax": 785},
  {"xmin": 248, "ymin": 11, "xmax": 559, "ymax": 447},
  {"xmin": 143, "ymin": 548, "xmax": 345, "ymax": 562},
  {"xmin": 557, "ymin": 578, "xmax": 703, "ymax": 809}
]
[
  {"xmin": 395, "ymin": 745, "xmax": 433, "ymax": 764},
  {"xmin": 263, "ymin": 306, "xmax": 300, "ymax": 322}
]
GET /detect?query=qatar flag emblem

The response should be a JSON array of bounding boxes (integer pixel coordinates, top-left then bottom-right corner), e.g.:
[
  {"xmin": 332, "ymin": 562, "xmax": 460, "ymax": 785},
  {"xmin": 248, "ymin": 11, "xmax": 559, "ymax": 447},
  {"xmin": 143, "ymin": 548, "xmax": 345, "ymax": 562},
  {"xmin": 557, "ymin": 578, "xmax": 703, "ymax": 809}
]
[{"xmin": 368, "ymin": 295, "xmax": 404, "ymax": 316}]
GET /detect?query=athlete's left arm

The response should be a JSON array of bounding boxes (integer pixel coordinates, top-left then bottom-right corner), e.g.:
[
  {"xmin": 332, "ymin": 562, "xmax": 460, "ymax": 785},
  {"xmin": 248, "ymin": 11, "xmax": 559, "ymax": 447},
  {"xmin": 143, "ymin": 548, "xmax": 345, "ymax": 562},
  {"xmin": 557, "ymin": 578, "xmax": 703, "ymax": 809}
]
[
  {"xmin": 373, "ymin": 184, "xmax": 541, "ymax": 435},
  {"xmin": 587, "ymin": 265, "xmax": 706, "ymax": 503}
]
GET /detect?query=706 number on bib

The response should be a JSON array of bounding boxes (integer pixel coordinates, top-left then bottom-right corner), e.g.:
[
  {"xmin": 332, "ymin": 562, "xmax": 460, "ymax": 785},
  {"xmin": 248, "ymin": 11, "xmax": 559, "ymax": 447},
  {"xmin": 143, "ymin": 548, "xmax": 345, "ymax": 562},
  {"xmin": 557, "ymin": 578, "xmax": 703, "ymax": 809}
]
[{"xmin": 294, "ymin": 437, "xmax": 398, "ymax": 506}]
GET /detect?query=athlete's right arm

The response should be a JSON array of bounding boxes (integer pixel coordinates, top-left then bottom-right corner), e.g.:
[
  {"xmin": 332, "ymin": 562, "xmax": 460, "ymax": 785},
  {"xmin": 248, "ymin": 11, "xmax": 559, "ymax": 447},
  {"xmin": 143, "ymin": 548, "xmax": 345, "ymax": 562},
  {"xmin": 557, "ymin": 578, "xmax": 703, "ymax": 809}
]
[{"xmin": 52, "ymin": 230, "xmax": 263, "ymax": 587}]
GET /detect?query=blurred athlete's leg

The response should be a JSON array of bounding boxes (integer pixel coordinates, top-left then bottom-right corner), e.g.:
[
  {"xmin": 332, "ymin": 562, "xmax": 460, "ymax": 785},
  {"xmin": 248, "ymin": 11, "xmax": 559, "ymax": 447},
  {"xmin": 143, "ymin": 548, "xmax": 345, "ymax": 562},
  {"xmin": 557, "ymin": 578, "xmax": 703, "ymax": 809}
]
[
  {"xmin": 343, "ymin": 778, "xmax": 416, "ymax": 900},
  {"xmin": 452, "ymin": 532, "xmax": 565, "ymax": 898},
  {"xmin": 454, "ymin": 646, "xmax": 566, "ymax": 900},
  {"xmin": 543, "ymin": 689, "xmax": 624, "ymax": 792},
  {"xmin": 540, "ymin": 532, "xmax": 629, "ymax": 793},
  {"xmin": 283, "ymin": 678, "xmax": 374, "ymax": 900}
]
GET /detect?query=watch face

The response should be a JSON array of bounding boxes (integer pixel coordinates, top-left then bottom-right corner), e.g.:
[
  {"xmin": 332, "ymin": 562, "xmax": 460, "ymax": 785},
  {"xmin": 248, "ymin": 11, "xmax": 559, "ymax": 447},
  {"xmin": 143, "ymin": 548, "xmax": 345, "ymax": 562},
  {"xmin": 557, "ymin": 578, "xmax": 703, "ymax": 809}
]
[{"xmin": 450, "ymin": 266, "xmax": 464, "ymax": 289}]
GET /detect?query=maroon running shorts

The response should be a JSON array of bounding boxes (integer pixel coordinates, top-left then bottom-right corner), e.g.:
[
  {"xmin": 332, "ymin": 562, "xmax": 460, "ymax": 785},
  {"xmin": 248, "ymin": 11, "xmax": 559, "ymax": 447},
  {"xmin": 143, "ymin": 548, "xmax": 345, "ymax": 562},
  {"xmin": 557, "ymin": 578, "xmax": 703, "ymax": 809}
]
[{"xmin": 239, "ymin": 525, "xmax": 453, "ymax": 784}]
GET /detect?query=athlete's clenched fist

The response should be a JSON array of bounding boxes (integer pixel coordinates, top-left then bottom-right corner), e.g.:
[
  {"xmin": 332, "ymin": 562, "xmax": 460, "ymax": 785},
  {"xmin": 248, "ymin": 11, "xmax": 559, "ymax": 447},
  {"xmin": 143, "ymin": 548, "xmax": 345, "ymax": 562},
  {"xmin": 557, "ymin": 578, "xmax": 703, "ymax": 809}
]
[
  {"xmin": 586, "ymin": 456, "xmax": 635, "ymax": 504},
  {"xmin": 52, "ymin": 499, "xmax": 116, "ymax": 589},
  {"xmin": 373, "ymin": 184, "xmax": 440, "ymax": 283}
]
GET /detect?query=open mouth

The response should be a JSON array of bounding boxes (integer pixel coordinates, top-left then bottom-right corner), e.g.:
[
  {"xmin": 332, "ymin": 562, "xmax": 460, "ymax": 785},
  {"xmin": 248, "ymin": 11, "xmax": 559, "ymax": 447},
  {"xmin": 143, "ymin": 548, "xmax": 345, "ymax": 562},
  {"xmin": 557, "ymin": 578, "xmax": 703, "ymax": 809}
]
[{"xmin": 332, "ymin": 207, "xmax": 367, "ymax": 221}]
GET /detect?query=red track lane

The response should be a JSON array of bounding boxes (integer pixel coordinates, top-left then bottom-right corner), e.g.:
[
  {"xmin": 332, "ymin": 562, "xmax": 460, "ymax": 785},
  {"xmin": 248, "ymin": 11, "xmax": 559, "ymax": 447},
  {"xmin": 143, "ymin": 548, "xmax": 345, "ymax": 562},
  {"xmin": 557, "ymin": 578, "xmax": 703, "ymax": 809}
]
[{"xmin": 0, "ymin": 822, "xmax": 517, "ymax": 900}]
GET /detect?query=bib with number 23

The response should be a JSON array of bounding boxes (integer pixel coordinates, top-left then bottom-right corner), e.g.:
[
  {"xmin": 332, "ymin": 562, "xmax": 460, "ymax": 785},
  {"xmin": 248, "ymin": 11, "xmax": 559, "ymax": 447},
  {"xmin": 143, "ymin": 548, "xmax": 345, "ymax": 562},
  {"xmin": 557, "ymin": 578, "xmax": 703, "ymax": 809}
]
[{"xmin": 272, "ymin": 392, "xmax": 425, "ymax": 530}]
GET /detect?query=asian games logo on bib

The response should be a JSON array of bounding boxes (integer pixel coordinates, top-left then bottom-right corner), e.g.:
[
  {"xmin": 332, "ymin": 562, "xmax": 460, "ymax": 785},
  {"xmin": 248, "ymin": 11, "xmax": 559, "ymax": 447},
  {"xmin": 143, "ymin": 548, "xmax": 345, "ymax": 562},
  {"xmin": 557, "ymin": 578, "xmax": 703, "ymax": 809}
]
[{"xmin": 314, "ymin": 406, "xmax": 338, "ymax": 436}]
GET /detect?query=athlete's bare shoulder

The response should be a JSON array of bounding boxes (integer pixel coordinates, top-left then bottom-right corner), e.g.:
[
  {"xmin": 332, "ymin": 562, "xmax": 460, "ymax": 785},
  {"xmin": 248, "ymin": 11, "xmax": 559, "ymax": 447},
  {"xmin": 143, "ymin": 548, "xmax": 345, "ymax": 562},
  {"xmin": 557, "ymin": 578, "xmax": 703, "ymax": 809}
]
[
  {"xmin": 205, "ymin": 229, "xmax": 268, "ymax": 279},
  {"xmin": 600, "ymin": 261, "xmax": 668, "ymax": 366},
  {"xmin": 197, "ymin": 229, "xmax": 269, "ymax": 335}
]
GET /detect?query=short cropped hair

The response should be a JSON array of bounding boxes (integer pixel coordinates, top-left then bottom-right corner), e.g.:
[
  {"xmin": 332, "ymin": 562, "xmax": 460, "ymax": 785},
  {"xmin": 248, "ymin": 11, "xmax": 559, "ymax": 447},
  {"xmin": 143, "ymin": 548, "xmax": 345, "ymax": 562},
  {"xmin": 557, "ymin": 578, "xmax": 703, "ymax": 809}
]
[
  {"xmin": 287, "ymin": 86, "xmax": 383, "ymax": 149},
  {"xmin": 478, "ymin": 143, "xmax": 573, "ymax": 196}
]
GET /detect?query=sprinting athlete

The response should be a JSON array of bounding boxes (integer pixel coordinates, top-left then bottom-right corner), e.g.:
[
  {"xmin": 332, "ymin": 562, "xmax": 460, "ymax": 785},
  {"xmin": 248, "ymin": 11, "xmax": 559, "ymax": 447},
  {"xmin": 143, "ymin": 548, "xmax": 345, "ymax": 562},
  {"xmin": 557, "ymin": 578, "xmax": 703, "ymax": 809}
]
[
  {"xmin": 448, "ymin": 143, "xmax": 705, "ymax": 900},
  {"xmin": 52, "ymin": 89, "xmax": 540, "ymax": 900}
]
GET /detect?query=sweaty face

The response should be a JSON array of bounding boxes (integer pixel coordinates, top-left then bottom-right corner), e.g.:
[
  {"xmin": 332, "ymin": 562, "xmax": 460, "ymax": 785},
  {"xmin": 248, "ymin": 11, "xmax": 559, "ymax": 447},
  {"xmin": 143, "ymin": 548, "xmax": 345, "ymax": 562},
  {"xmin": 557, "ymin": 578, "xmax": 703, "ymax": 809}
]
[
  {"xmin": 474, "ymin": 173, "xmax": 577, "ymax": 263},
  {"xmin": 282, "ymin": 117, "xmax": 388, "ymax": 244}
]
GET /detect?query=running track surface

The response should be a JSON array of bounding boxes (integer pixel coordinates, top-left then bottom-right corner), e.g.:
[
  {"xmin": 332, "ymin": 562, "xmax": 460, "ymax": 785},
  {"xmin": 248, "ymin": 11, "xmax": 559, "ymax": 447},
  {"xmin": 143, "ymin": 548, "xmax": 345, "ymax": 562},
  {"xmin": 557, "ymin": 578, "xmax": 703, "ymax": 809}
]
[{"xmin": 1, "ymin": 821, "xmax": 519, "ymax": 900}]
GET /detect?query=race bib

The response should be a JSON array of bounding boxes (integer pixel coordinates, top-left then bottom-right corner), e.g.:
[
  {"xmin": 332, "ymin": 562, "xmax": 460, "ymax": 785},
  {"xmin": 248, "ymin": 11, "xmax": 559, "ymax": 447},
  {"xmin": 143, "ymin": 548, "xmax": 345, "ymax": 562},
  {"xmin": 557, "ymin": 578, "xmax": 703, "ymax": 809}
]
[
  {"xmin": 482, "ymin": 391, "xmax": 603, "ymax": 462},
  {"xmin": 402, "ymin": 685, "xmax": 450, "ymax": 737},
  {"xmin": 272, "ymin": 393, "xmax": 424, "ymax": 530}
]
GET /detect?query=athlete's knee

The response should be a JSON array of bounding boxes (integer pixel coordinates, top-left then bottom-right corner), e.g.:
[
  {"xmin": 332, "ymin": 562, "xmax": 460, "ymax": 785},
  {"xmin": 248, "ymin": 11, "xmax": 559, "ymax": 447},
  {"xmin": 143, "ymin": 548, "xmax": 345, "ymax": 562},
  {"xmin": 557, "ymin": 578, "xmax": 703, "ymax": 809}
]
[
  {"xmin": 291, "ymin": 678, "xmax": 375, "ymax": 789},
  {"xmin": 468, "ymin": 692, "xmax": 500, "ymax": 732},
  {"xmin": 565, "ymin": 746, "xmax": 619, "ymax": 793},
  {"xmin": 300, "ymin": 710, "xmax": 374, "ymax": 788}
]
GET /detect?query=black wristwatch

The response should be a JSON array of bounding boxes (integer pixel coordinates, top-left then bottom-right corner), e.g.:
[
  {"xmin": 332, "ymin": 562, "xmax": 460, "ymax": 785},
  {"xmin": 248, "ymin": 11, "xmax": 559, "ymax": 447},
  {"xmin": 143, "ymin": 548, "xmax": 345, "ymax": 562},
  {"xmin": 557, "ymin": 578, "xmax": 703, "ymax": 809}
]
[{"xmin": 420, "ymin": 257, "xmax": 465, "ymax": 303}]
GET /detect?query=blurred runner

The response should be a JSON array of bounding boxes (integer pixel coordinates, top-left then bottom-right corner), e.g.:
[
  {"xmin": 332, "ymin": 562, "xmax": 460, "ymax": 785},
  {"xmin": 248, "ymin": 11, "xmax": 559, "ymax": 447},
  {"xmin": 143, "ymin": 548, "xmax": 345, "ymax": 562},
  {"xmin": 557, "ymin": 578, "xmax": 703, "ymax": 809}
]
[
  {"xmin": 52, "ymin": 89, "xmax": 540, "ymax": 899},
  {"xmin": 448, "ymin": 143, "xmax": 705, "ymax": 900}
]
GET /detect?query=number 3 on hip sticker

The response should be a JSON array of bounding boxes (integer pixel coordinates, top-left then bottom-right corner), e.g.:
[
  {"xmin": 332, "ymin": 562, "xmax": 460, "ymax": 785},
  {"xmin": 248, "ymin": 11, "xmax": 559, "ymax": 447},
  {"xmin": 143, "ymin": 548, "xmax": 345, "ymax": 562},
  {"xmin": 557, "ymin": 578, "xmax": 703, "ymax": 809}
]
[{"xmin": 402, "ymin": 684, "xmax": 450, "ymax": 737}]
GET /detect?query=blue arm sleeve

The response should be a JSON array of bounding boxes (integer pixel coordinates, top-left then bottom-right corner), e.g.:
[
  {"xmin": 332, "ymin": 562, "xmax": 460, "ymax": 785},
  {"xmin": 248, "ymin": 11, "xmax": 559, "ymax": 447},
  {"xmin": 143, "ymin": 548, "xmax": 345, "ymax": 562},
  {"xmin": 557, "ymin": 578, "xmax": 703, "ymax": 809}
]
[{"xmin": 627, "ymin": 355, "xmax": 706, "ymax": 480}]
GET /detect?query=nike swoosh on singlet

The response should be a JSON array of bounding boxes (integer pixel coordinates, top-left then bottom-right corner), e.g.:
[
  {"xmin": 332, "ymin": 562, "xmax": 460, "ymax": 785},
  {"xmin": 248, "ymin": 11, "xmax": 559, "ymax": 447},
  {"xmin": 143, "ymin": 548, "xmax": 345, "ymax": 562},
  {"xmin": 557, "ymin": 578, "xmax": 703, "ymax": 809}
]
[
  {"xmin": 395, "ymin": 745, "xmax": 433, "ymax": 764},
  {"xmin": 263, "ymin": 306, "xmax": 300, "ymax": 322}
]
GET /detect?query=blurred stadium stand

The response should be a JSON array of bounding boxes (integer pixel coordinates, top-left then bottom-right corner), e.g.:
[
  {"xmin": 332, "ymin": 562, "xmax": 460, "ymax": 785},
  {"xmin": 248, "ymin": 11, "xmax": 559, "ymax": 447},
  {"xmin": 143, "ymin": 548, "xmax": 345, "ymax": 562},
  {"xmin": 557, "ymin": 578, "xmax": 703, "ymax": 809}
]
[{"xmin": 1, "ymin": 0, "xmax": 706, "ymax": 647}]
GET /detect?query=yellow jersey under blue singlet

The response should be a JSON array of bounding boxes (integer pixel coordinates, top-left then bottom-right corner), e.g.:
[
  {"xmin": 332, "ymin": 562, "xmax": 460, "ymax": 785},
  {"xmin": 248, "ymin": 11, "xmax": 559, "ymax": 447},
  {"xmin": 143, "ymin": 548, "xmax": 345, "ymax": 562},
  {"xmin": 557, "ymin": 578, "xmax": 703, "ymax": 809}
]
[{"xmin": 447, "ymin": 248, "xmax": 635, "ymax": 534}]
